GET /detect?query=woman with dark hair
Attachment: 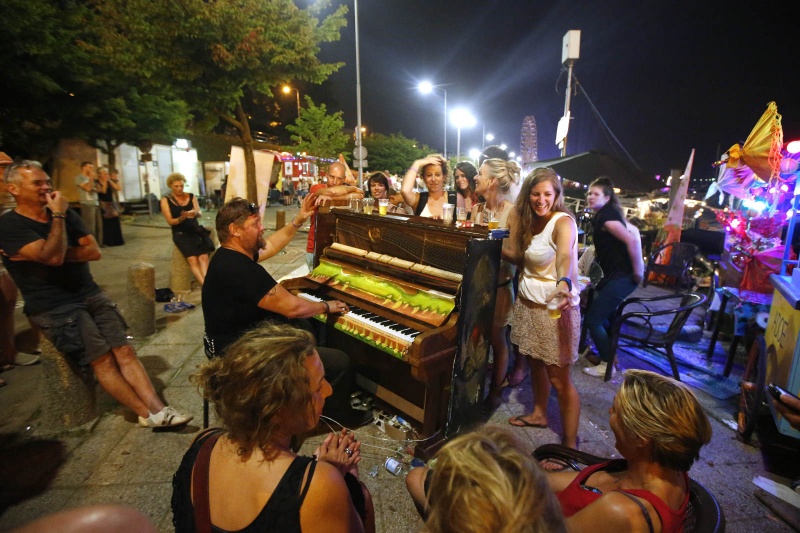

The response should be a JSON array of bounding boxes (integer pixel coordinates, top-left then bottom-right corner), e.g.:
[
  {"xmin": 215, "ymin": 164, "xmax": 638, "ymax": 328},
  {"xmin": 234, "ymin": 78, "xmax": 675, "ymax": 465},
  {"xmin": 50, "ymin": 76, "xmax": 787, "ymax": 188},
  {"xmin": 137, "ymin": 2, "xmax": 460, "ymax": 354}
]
[
  {"xmin": 582, "ymin": 177, "xmax": 644, "ymax": 379},
  {"xmin": 97, "ymin": 167, "xmax": 124, "ymax": 246},
  {"xmin": 505, "ymin": 168, "xmax": 581, "ymax": 465},
  {"xmin": 454, "ymin": 161, "xmax": 480, "ymax": 213},
  {"xmin": 550, "ymin": 370, "xmax": 712, "ymax": 533},
  {"xmin": 367, "ymin": 172, "xmax": 410, "ymax": 214},
  {"xmin": 401, "ymin": 154, "xmax": 457, "ymax": 218},
  {"xmin": 173, "ymin": 323, "xmax": 374, "ymax": 533}
]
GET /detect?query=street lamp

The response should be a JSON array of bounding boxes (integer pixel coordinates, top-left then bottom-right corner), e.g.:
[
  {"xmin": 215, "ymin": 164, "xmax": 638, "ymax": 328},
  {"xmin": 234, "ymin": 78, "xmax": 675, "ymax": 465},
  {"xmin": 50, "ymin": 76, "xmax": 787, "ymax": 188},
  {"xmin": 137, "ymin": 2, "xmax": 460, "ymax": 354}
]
[
  {"xmin": 418, "ymin": 81, "xmax": 447, "ymax": 158},
  {"xmin": 282, "ymin": 85, "xmax": 301, "ymax": 118},
  {"xmin": 450, "ymin": 108, "xmax": 476, "ymax": 161},
  {"xmin": 468, "ymin": 148, "xmax": 481, "ymax": 164}
]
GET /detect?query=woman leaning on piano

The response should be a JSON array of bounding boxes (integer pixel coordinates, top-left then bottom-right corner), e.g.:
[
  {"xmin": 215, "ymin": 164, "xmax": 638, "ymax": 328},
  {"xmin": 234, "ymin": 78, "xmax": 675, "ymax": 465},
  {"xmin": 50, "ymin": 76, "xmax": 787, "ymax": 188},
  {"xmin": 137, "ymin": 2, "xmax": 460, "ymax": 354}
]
[{"xmin": 400, "ymin": 154, "xmax": 457, "ymax": 218}]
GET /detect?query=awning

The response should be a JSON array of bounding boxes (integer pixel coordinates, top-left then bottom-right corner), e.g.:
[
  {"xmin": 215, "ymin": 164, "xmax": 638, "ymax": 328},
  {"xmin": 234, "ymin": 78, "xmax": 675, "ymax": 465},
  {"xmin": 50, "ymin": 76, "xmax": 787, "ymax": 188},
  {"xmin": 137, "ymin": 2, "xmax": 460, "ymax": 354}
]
[{"xmin": 531, "ymin": 150, "xmax": 658, "ymax": 193}]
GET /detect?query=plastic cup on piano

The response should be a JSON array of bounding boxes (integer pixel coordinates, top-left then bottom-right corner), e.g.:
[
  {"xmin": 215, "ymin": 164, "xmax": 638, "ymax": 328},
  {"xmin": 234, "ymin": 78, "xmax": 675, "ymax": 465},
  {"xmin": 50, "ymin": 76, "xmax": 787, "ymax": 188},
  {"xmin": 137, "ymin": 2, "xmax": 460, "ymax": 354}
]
[
  {"xmin": 441, "ymin": 203, "xmax": 455, "ymax": 224},
  {"xmin": 378, "ymin": 198, "xmax": 389, "ymax": 215},
  {"xmin": 363, "ymin": 198, "xmax": 374, "ymax": 214},
  {"xmin": 349, "ymin": 197, "xmax": 361, "ymax": 211},
  {"xmin": 456, "ymin": 207, "xmax": 467, "ymax": 222}
]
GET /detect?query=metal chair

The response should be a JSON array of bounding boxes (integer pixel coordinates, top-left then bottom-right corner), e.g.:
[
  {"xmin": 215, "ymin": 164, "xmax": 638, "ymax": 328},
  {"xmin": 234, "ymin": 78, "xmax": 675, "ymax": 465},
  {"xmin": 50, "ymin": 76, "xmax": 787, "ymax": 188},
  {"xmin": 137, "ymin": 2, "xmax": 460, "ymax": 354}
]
[
  {"xmin": 643, "ymin": 242, "xmax": 700, "ymax": 292},
  {"xmin": 604, "ymin": 292, "xmax": 707, "ymax": 382},
  {"xmin": 533, "ymin": 444, "xmax": 725, "ymax": 533}
]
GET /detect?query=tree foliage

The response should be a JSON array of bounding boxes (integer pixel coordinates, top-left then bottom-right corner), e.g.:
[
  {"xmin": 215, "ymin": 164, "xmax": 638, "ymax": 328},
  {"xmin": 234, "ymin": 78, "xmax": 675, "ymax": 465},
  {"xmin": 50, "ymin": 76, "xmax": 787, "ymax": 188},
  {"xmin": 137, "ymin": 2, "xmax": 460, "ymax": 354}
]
[
  {"xmin": 358, "ymin": 133, "xmax": 431, "ymax": 175},
  {"xmin": 88, "ymin": 0, "xmax": 348, "ymax": 201},
  {"xmin": 285, "ymin": 96, "xmax": 348, "ymax": 159}
]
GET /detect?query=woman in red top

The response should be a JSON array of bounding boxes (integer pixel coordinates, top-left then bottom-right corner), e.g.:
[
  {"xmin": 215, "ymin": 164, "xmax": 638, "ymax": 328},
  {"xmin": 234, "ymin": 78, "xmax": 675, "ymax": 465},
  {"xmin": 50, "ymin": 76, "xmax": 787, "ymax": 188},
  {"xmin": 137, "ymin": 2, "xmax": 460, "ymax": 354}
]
[{"xmin": 550, "ymin": 370, "xmax": 711, "ymax": 533}]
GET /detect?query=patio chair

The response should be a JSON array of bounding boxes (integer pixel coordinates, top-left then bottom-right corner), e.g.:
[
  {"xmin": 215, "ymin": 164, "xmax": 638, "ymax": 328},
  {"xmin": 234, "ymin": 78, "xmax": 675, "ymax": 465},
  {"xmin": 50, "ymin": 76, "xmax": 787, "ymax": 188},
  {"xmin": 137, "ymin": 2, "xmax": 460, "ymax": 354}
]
[
  {"xmin": 643, "ymin": 242, "xmax": 700, "ymax": 292},
  {"xmin": 604, "ymin": 292, "xmax": 707, "ymax": 382},
  {"xmin": 532, "ymin": 444, "xmax": 725, "ymax": 533}
]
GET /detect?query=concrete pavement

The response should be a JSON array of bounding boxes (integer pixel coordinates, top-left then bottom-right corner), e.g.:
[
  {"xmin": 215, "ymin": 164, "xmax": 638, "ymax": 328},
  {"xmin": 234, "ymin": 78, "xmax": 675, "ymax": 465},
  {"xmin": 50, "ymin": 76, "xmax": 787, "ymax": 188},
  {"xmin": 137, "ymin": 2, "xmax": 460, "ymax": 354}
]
[{"xmin": 0, "ymin": 206, "xmax": 797, "ymax": 531}]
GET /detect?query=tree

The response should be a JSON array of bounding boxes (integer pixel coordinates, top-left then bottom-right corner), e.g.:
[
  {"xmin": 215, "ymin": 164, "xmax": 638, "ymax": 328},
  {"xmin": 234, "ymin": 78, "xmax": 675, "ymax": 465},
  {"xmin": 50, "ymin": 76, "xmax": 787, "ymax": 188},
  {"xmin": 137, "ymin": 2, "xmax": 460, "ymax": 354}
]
[
  {"xmin": 359, "ymin": 133, "xmax": 431, "ymax": 175},
  {"xmin": 285, "ymin": 96, "xmax": 348, "ymax": 159},
  {"xmin": 91, "ymin": 0, "xmax": 347, "ymax": 202}
]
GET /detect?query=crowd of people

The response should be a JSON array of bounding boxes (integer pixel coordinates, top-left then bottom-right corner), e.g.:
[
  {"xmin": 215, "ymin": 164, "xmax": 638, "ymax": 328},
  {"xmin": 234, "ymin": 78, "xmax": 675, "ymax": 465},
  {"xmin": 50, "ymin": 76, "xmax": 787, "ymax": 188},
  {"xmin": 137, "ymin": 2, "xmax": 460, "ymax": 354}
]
[{"xmin": 5, "ymin": 147, "xmax": 800, "ymax": 532}]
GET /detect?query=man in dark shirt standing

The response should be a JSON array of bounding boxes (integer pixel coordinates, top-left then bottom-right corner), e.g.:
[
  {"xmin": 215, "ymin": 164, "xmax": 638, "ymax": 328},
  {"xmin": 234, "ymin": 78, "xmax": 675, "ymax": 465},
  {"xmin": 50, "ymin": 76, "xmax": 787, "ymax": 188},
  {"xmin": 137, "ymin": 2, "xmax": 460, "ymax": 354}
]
[
  {"xmin": 203, "ymin": 196, "xmax": 373, "ymax": 428},
  {"xmin": 0, "ymin": 161, "xmax": 191, "ymax": 428}
]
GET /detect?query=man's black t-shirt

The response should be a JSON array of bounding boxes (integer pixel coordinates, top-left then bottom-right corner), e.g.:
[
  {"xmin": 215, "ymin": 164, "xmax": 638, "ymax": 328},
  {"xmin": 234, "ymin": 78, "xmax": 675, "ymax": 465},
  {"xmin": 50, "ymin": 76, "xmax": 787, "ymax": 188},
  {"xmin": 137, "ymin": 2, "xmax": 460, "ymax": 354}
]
[
  {"xmin": 0, "ymin": 209, "xmax": 99, "ymax": 315},
  {"xmin": 202, "ymin": 247, "xmax": 288, "ymax": 350},
  {"xmin": 592, "ymin": 202, "xmax": 632, "ymax": 276}
]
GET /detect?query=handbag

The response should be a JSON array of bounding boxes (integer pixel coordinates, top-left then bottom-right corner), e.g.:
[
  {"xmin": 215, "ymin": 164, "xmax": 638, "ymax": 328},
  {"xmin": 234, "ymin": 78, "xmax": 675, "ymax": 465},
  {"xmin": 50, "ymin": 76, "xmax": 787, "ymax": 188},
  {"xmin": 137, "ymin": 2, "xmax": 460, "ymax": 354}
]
[
  {"xmin": 100, "ymin": 200, "xmax": 119, "ymax": 219},
  {"xmin": 589, "ymin": 260, "xmax": 605, "ymax": 288},
  {"xmin": 195, "ymin": 224, "xmax": 215, "ymax": 253}
]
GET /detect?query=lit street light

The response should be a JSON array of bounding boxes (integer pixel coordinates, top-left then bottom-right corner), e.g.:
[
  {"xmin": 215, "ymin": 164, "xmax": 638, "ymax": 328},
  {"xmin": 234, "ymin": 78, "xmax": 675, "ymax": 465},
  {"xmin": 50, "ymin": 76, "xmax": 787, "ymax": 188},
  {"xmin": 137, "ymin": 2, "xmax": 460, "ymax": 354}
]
[
  {"xmin": 282, "ymin": 85, "xmax": 301, "ymax": 118},
  {"xmin": 450, "ymin": 108, "xmax": 476, "ymax": 161},
  {"xmin": 418, "ymin": 81, "xmax": 448, "ymax": 158},
  {"xmin": 468, "ymin": 148, "xmax": 481, "ymax": 164}
]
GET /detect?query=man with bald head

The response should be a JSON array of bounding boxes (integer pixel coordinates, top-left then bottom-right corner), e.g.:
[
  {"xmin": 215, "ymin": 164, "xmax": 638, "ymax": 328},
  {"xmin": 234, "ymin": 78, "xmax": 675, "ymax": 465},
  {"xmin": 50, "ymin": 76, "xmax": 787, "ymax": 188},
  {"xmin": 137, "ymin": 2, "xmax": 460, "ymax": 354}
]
[{"xmin": 305, "ymin": 161, "xmax": 363, "ymax": 271}]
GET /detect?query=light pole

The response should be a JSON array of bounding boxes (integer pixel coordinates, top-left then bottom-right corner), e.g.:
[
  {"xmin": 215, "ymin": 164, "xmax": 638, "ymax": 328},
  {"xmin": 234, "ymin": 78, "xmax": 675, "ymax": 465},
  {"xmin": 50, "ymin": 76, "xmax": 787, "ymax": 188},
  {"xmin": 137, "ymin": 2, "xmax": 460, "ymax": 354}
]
[
  {"xmin": 484, "ymin": 132, "xmax": 495, "ymax": 149},
  {"xmin": 418, "ymin": 81, "xmax": 447, "ymax": 159},
  {"xmin": 282, "ymin": 85, "xmax": 301, "ymax": 118},
  {"xmin": 450, "ymin": 108, "xmax": 476, "ymax": 161}
]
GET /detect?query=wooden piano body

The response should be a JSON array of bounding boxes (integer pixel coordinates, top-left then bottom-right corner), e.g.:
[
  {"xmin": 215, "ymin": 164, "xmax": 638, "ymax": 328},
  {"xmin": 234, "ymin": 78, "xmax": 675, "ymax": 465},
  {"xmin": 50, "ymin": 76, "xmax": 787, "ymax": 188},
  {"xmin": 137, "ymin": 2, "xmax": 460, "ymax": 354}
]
[{"xmin": 282, "ymin": 208, "xmax": 502, "ymax": 457}]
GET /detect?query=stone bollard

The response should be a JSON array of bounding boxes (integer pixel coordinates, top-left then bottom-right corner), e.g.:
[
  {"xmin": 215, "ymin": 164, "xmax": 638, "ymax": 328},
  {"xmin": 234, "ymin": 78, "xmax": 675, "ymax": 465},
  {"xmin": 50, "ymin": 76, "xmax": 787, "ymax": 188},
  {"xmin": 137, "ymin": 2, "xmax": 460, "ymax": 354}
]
[
  {"xmin": 275, "ymin": 210, "xmax": 286, "ymax": 230},
  {"xmin": 38, "ymin": 336, "xmax": 97, "ymax": 433},
  {"xmin": 170, "ymin": 246, "xmax": 194, "ymax": 293},
  {"xmin": 128, "ymin": 262, "xmax": 155, "ymax": 337}
]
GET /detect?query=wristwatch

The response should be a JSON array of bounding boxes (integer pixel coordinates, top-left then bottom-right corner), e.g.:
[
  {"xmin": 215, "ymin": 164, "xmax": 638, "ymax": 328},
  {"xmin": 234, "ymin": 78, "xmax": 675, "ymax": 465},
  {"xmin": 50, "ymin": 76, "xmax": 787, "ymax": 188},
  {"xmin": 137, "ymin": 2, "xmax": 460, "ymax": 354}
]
[{"xmin": 557, "ymin": 277, "xmax": 573, "ymax": 292}]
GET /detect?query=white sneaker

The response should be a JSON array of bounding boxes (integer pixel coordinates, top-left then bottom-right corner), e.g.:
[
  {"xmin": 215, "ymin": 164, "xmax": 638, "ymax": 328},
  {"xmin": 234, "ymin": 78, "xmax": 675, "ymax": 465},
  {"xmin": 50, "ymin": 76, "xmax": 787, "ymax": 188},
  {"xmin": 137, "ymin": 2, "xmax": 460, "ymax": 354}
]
[
  {"xmin": 583, "ymin": 362, "xmax": 612, "ymax": 378},
  {"xmin": 15, "ymin": 352, "xmax": 41, "ymax": 366},
  {"xmin": 139, "ymin": 406, "xmax": 193, "ymax": 428}
]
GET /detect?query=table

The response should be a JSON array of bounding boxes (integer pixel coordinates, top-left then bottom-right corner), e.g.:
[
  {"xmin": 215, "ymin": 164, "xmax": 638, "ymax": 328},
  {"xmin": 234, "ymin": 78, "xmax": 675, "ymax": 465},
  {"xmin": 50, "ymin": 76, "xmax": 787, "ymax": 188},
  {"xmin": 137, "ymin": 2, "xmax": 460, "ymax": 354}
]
[{"xmin": 706, "ymin": 286, "xmax": 773, "ymax": 376}]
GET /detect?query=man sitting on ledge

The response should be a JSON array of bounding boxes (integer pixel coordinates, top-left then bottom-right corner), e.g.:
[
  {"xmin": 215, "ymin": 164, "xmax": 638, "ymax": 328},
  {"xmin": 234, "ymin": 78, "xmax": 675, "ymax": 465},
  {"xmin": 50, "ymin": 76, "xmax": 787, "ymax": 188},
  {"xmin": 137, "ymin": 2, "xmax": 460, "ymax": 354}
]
[{"xmin": 0, "ymin": 161, "xmax": 191, "ymax": 429}]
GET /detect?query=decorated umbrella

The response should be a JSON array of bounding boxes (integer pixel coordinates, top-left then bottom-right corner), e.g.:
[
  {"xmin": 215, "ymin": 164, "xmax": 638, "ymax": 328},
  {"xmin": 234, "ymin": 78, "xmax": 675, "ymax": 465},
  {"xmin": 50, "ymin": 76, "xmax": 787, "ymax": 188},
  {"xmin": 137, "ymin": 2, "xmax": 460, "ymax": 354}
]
[{"xmin": 706, "ymin": 101, "xmax": 783, "ymax": 202}]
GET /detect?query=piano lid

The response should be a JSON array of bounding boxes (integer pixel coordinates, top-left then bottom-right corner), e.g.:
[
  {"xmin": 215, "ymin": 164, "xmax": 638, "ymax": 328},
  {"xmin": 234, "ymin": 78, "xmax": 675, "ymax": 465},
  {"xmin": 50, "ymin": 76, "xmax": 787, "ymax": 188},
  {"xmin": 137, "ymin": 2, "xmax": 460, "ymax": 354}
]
[{"xmin": 309, "ymin": 258, "xmax": 456, "ymax": 327}]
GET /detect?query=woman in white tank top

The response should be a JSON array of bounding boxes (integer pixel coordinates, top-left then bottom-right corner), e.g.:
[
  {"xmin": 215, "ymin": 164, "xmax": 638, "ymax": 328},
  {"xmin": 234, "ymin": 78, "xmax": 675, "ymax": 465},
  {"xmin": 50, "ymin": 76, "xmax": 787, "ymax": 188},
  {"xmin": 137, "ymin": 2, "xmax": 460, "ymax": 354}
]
[{"xmin": 505, "ymin": 167, "xmax": 582, "ymax": 468}]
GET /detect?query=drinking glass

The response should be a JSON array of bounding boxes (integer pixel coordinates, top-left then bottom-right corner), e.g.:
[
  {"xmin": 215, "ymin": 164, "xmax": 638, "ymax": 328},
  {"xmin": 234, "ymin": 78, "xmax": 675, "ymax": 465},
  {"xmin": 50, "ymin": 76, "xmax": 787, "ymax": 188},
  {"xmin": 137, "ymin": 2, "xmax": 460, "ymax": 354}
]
[
  {"xmin": 441, "ymin": 203, "xmax": 455, "ymax": 224},
  {"xmin": 363, "ymin": 198, "xmax": 374, "ymax": 214},
  {"xmin": 456, "ymin": 207, "xmax": 467, "ymax": 221},
  {"xmin": 547, "ymin": 294, "xmax": 562, "ymax": 319},
  {"xmin": 349, "ymin": 197, "xmax": 361, "ymax": 212},
  {"xmin": 378, "ymin": 198, "xmax": 389, "ymax": 215}
]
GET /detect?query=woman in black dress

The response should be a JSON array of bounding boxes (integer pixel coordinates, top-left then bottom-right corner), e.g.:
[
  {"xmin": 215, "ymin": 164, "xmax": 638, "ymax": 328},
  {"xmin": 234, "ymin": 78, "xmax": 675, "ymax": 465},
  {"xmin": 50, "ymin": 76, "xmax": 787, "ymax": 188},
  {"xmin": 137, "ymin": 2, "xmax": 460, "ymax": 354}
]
[
  {"xmin": 160, "ymin": 173, "xmax": 211, "ymax": 285},
  {"xmin": 97, "ymin": 167, "xmax": 124, "ymax": 246}
]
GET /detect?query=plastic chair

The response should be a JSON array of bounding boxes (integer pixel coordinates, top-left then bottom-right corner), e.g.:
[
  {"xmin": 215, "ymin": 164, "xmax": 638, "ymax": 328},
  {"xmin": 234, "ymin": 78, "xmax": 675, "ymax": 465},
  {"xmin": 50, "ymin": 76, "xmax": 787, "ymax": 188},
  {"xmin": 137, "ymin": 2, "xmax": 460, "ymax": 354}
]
[
  {"xmin": 533, "ymin": 444, "xmax": 725, "ymax": 533},
  {"xmin": 605, "ymin": 292, "xmax": 707, "ymax": 382},
  {"xmin": 643, "ymin": 242, "xmax": 700, "ymax": 292}
]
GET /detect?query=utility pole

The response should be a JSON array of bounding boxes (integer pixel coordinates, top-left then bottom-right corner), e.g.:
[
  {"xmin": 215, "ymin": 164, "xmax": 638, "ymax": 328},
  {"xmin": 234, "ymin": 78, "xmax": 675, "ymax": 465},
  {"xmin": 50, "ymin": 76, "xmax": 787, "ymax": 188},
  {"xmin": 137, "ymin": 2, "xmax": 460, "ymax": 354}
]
[
  {"xmin": 557, "ymin": 30, "xmax": 580, "ymax": 157},
  {"xmin": 354, "ymin": 0, "xmax": 364, "ymax": 187}
]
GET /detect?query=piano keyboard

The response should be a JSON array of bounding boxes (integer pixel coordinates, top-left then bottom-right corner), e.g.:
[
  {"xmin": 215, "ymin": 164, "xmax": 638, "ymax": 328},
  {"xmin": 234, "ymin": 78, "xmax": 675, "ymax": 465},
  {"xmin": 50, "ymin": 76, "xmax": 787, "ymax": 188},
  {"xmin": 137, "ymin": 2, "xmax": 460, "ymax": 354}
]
[{"xmin": 298, "ymin": 292, "xmax": 421, "ymax": 359}]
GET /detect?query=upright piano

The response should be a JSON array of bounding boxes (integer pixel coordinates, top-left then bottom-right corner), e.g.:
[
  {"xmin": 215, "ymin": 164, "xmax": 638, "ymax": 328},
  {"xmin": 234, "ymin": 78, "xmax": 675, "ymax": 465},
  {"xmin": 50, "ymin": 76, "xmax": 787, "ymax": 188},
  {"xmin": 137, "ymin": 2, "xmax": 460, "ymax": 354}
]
[{"xmin": 282, "ymin": 208, "xmax": 502, "ymax": 457}]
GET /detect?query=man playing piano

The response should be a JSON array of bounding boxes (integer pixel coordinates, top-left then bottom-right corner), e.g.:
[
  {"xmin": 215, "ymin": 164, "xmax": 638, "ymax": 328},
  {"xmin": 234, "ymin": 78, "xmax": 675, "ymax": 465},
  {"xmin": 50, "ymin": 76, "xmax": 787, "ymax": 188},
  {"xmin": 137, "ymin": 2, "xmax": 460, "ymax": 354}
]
[{"xmin": 202, "ymin": 197, "xmax": 373, "ymax": 429}]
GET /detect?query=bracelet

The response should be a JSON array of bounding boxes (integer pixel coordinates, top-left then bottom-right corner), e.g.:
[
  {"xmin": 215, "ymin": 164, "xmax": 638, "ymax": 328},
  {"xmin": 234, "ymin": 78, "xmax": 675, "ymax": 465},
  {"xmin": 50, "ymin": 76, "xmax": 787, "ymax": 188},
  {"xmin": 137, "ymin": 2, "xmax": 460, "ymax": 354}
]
[
  {"xmin": 51, "ymin": 211, "xmax": 67, "ymax": 219},
  {"xmin": 291, "ymin": 218, "xmax": 303, "ymax": 228},
  {"xmin": 556, "ymin": 277, "xmax": 573, "ymax": 292},
  {"xmin": 410, "ymin": 166, "xmax": 419, "ymax": 173},
  {"xmin": 322, "ymin": 301, "xmax": 330, "ymax": 314}
]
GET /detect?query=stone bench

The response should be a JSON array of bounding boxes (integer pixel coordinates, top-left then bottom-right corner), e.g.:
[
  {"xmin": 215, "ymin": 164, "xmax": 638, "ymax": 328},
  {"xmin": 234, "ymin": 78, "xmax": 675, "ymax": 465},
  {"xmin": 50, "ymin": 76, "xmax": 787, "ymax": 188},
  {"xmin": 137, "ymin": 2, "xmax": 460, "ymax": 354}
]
[
  {"xmin": 170, "ymin": 228, "xmax": 218, "ymax": 293},
  {"xmin": 38, "ymin": 337, "xmax": 98, "ymax": 433}
]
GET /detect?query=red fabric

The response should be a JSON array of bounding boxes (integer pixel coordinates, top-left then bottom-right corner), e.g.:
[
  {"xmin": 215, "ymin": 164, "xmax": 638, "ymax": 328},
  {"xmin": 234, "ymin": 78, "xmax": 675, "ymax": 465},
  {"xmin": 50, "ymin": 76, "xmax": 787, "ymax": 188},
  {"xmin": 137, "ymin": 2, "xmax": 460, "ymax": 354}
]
[
  {"xmin": 306, "ymin": 183, "xmax": 327, "ymax": 253},
  {"xmin": 556, "ymin": 461, "xmax": 690, "ymax": 533},
  {"xmin": 741, "ymin": 245, "xmax": 791, "ymax": 293}
]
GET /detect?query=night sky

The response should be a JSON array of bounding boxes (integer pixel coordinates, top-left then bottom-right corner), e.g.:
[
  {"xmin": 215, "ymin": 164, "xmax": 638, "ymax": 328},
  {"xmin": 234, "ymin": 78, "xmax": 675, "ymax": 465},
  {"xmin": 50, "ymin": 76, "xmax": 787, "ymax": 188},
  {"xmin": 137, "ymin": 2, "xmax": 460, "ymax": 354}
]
[{"xmin": 316, "ymin": 0, "xmax": 798, "ymax": 183}]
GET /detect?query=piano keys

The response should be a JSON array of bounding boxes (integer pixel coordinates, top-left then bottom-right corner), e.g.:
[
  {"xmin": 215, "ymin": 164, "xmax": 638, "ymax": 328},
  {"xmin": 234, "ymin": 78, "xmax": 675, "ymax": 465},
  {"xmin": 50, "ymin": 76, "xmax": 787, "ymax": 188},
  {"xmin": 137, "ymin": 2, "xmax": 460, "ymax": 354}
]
[{"xmin": 282, "ymin": 208, "xmax": 502, "ymax": 457}]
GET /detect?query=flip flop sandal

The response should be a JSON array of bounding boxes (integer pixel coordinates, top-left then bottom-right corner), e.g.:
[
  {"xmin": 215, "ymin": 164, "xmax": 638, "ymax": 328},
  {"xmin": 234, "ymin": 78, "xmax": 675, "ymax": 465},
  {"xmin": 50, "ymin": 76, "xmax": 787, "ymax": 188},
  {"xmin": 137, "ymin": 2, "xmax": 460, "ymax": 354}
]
[{"xmin": 508, "ymin": 415, "xmax": 548, "ymax": 429}]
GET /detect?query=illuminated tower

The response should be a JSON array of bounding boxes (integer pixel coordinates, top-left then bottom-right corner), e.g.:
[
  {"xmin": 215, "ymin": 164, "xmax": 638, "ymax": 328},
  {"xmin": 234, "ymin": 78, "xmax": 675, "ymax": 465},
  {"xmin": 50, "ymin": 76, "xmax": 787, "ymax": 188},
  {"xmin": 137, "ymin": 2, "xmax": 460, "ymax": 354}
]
[{"xmin": 520, "ymin": 116, "xmax": 538, "ymax": 165}]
